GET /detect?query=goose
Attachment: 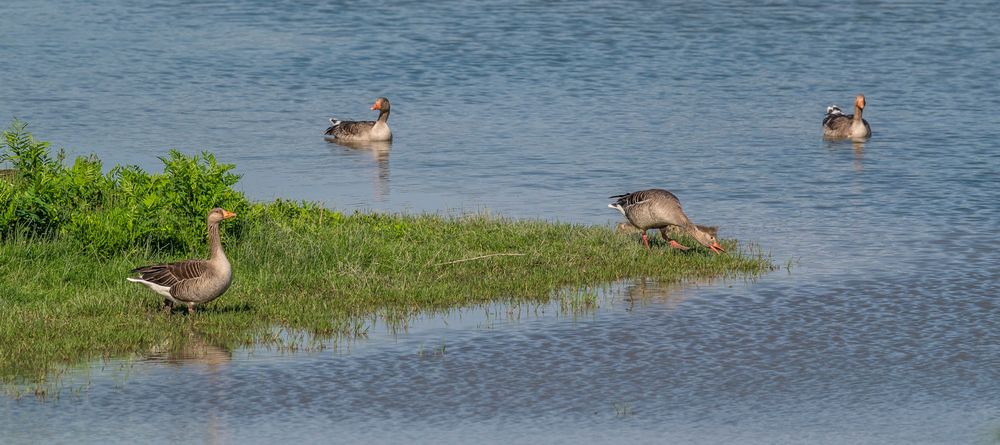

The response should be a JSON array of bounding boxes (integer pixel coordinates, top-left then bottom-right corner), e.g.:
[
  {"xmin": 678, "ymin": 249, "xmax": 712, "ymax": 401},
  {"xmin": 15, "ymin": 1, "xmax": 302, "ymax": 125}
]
[
  {"xmin": 324, "ymin": 97, "xmax": 392, "ymax": 142},
  {"xmin": 608, "ymin": 189, "xmax": 725, "ymax": 253},
  {"xmin": 823, "ymin": 94, "xmax": 871, "ymax": 138},
  {"xmin": 128, "ymin": 208, "xmax": 236, "ymax": 313}
]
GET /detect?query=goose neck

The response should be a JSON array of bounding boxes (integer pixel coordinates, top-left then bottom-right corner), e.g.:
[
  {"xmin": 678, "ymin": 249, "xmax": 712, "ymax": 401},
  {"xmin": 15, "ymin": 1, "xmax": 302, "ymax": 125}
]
[{"xmin": 208, "ymin": 222, "xmax": 225, "ymax": 260}]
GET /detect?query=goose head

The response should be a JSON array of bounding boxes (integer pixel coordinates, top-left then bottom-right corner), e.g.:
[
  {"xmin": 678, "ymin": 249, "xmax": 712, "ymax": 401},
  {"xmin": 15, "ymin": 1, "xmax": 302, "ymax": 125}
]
[
  {"xmin": 207, "ymin": 207, "xmax": 237, "ymax": 225},
  {"xmin": 371, "ymin": 97, "xmax": 391, "ymax": 113},
  {"xmin": 691, "ymin": 228, "xmax": 725, "ymax": 254},
  {"xmin": 855, "ymin": 94, "xmax": 866, "ymax": 110}
]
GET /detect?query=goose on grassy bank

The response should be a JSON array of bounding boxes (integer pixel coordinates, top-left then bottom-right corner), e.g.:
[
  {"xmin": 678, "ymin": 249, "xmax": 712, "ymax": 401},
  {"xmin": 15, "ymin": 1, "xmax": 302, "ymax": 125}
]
[
  {"xmin": 608, "ymin": 189, "xmax": 724, "ymax": 253},
  {"xmin": 127, "ymin": 208, "xmax": 236, "ymax": 313},
  {"xmin": 823, "ymin": 94, "xmax": 871, "ymax": 139},
  {"xmin": 324, "ymin": 97, "xmax": 392, "ymax": 142}
]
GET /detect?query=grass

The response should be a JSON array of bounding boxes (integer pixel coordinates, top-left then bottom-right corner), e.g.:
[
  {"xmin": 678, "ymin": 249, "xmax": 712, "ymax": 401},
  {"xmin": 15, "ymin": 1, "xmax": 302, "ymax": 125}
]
[{"xmin": 0, "ymin": 208, "xmax": 773, "ymax": 384}]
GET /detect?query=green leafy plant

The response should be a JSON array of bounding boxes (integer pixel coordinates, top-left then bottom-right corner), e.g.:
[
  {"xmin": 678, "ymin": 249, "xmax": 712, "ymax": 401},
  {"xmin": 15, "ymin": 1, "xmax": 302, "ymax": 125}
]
[{"xmin": 0, "ymin": 122, "xmax": 251, "ymax": 254}]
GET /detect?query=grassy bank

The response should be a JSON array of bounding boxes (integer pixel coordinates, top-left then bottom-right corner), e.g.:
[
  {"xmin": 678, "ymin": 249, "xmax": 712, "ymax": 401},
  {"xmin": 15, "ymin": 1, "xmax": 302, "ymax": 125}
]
[{"xmin": 0, "ymin": 123, "xmax": 774, "ymax": 384}]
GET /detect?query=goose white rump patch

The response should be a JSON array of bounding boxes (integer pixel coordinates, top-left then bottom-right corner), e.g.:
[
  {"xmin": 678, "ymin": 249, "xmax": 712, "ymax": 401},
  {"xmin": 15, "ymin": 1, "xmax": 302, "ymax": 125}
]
[{"xmin": 127, "ymin": 277, "xmax": 173, "ymax": 299}]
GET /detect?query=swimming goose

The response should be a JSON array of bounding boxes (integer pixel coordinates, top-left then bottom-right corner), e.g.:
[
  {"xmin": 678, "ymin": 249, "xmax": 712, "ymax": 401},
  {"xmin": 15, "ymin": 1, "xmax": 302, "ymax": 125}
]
[
  {"xmin": 324, "ymin": 97, "xmax": 392, "ymax": 142},
  {"xmin": 608, "ymin": 189, "xmax": 725, "ymax": 253},
  {"xmin": 128, "ymin": 208, "xmax": 236, "ymax": 313},
  {"xmin": 823, "ymin": 94, "xmax": 871, "ymax": 139}
]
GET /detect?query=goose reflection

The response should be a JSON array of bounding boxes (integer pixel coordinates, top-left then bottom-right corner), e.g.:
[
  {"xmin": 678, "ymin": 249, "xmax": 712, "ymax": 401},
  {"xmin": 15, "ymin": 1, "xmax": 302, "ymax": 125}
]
[
  {"xmin": 622, "ymin": 277, "xmax": 723, "ymax": 311},
  {"xmin": 824, "ymin": 139, "xmax": 866, "ymax": 172},
  {"xmin": 625, "ymin": 278, "xmax": 692, "ymax": 311},
  {"xmin": 327, "ymin": 139, "xmax": 391, "ymax": 199},
  {"xmin": 145, "ymin": 330, "xmax": 231, "ymax": 369},
  {"xmin": 851, "ymin": 140, "xmax": 865, "ymax": 172}
]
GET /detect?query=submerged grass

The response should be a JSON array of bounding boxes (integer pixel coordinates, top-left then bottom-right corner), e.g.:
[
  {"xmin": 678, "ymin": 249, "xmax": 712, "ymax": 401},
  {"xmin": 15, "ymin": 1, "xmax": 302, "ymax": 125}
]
[{"xmin": 1, "ymin": 208, "xmax": 774, "ymax": 383}]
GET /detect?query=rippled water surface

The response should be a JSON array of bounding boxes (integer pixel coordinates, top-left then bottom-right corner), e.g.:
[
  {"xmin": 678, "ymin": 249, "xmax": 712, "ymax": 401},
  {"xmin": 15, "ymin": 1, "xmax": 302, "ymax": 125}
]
[{"xmin": 3, "ymin": 1, "xmax": 1000, "ymax": 443}]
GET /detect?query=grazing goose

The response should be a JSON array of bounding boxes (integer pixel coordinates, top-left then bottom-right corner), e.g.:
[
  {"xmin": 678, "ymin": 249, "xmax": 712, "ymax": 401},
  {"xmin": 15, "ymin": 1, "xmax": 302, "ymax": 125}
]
[
  {"xmin": 324, "ymin": 97, "xmax": 392, "ymax": 142},
  {"xmin": 608, "ymin": 189, "xmax": 725, "ymax": 253},
  {"xmin": 823, "ymin": 94, "xmax": 871, "ymax": 139},
  {"xmin": 128, "ymin": 208, "xmax": 236, "ymax": 313}
]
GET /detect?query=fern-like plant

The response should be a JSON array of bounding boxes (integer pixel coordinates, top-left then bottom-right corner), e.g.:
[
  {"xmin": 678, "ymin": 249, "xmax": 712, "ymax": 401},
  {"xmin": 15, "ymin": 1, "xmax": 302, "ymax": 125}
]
[{"xmin": 1, "ymin": 121, "xmax": 252, "ymax": 255}]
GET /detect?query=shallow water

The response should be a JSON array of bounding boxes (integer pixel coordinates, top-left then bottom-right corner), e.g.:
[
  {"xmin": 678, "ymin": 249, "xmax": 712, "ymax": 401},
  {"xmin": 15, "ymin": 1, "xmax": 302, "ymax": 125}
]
[{"xmin": 3, "ymin": 0, "xmax": 1000, "ymax": 443}]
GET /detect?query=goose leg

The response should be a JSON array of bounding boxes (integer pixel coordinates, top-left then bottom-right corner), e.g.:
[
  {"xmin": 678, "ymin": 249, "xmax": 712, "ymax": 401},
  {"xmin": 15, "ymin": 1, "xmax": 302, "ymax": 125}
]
[
  {"xmin": 660, "ymin": 231, "xmax": 690, "ymax": 251},
  {"xmin": 187, "ymin": 303, "xmax": 195, "ymax": 314},
  {"xmin": 667, "ymin": 239, "xmax": 691, "ymax": 251},
  {"xmin": 659, "ymin": 228, "xmax": 690, "ymax": 251},
  {"xmin": 641, "ymin": 231, "xmax": 651, "ymax": 250}
]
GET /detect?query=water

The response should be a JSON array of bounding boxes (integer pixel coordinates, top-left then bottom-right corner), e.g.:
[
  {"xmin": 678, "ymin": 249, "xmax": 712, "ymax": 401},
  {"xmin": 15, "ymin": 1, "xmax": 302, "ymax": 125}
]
[{"xmin": 3, "ymin": 0, "xmax": 1000, "ymax": 443}]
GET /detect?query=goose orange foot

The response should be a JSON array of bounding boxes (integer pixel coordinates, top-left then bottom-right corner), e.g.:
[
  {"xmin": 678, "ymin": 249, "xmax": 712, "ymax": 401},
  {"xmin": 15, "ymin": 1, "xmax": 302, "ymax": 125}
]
[{"xmin": 667, "ymin": 239, "xmax": 691, "ymax": 251}]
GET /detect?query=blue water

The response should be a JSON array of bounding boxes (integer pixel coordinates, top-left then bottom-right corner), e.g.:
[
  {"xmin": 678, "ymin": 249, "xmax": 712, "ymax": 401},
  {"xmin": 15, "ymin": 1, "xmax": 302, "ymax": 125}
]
[{"xmin": 3, "ymin": 1, "xmax": 1000, "ymax": 443}]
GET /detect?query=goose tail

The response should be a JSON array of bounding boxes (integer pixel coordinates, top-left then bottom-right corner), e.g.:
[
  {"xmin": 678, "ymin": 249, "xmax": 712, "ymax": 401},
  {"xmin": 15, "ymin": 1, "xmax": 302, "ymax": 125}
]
[
  {"xmin": 607, "ymin": 202, "xmax": 626, "ymax": 217},
  {"xmin": 325, "ymin": 118, "xmax": 342, "ymax": 135}
]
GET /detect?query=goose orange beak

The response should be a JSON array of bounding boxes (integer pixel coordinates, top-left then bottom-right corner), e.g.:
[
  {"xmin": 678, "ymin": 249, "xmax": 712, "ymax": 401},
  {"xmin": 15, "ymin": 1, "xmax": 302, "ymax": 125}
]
[
  {"xmin": 222, "ymin": 210, "xmax": 237, "ymax": 219},
  {"xmin": 371, "ymin": 101, "xmax": 380, "ymax": 111},
  {"xmin": 709, "ymin": 242, "xmax": 725, "ymax": 254}
]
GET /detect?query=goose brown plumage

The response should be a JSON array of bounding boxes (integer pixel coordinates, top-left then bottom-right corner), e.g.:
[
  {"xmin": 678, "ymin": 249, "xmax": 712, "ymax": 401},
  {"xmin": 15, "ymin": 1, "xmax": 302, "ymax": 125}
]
[
  {"xmin": 823, "ymin": 94, "xmax": 871, "ymax": 139},
  {"xmin": 608, "ymin": 189, "xmax": 725, "ymax": 253},
  {"xmin": 127, "ymin": 208, "xmax": 236, "ymax": 313},
  {"xmin": 324, "ymin": 97, "xmax": 392, "ymax": 142}
]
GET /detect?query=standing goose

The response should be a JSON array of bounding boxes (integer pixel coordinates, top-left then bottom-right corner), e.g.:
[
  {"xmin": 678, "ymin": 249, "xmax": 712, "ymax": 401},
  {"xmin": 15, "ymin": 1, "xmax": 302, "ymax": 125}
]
[
  {"xmin": 823, "ymin": 94, "xmax": 871, "ymax": 138},
  {"xmin": 128, "ymin": 208, "xmax": 237, "ymax": 313},
  {"xmin": 608, "ymin": 189, "xmax": 725, "ymax": 253},
  {"xmin": 324, "ymin": 97, "xmax": 392, "ymax": 142}
]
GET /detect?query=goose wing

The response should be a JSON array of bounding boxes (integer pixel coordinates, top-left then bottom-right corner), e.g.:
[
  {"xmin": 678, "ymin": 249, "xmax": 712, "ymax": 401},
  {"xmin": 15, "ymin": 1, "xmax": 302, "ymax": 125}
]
[
  {"xmin": 325, "ymin": 119, "xmax": 376, "ymax": 138},
  {"xmin": 131, "ymin": 260, "xmax": 208, "ymax": 288},
  {"xmin": 608, "ymin": 191, "xmax": 649, "ymax": 211},
  {"xmin": 822, "ymin": 113, "xmax": 853, "ymax": 133},
  {"xmin": 609, "ymin": 189, "xmax": 677, "ymax": 212}
]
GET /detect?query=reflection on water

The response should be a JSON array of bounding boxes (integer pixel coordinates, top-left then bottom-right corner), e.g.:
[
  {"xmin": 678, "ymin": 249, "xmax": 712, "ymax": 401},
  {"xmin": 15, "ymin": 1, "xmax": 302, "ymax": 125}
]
[
  {"xmin": 824, "ymin": 138, "xmax": 867, "ymax": 174},
  {"xmin": 326, "ymin": 138, "xmax": 391, "ymax": 200},
  {"xmin": 622, "ymin": 278, "xmax": 692, "ymax": 311},
  {"xmin": 144, "ymin": 330, "xmax": 232, "ymax": 370},
  {"xmin": 851, "ymin": 139, "xmax": 866, "ymax": 172}
]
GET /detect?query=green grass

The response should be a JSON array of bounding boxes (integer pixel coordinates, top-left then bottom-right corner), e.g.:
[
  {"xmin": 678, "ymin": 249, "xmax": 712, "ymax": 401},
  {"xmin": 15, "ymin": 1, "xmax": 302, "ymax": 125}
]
[{"xmin": 0, "ymin": 207, "xmax": 773, "ymax": 384}]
